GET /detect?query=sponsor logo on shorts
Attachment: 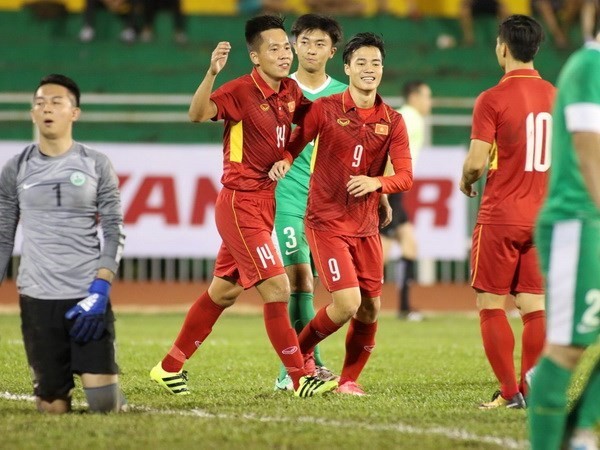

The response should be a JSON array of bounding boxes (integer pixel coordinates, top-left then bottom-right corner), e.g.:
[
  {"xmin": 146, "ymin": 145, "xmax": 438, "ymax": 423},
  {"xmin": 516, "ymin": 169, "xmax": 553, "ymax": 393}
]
[
  {"xmin": 315, "ymin": 331, "xmax": 327, "ymax": 339},
  {"xmin": 285, "ymin": 249, "xmax": 299, "ymax": 256},
  {"xmin": 364, "ymin": 345, "xmax": 375, "ymax": 353},
  {"xmin": 22, "ymin": 182, "xmax": 41, "ymax": 190},
  {"xmin": 194, "ymin": 340, "xmax": 202, "ymax": 348},
  {"xmin": 282, "ymin": 346, "xmax": 298, "ymax": 355}
]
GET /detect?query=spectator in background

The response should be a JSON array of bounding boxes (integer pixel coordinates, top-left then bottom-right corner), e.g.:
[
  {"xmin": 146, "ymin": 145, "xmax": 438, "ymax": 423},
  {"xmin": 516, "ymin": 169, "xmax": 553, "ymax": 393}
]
[
  {"xmin": 532, "ymin": 0, "xmax": 586, "ymax": 48},
  {"xmin": 581, "ymin": 0, "xmax": 599, "ymax": 42},
  {"xmin": 460, "ymin": 0, "xmax": 510, "ymax": 46},
  {"xmin": 380, "ymin": 80, "xmax": 431, "ymax": 321},
  {"xmin": 139, "ymin": 0, "xmax": 187, "ymax": 45},
  {"xmin": 79, "ymin": 0, "xmax": 137, "ymax": 43},
  {"xmin": 305, "ymin": 0, "xmax": 367, "ymax": 16},
  {"xmin": 238, "ymin": 0, "xmax": 294, "ymax": 14}
]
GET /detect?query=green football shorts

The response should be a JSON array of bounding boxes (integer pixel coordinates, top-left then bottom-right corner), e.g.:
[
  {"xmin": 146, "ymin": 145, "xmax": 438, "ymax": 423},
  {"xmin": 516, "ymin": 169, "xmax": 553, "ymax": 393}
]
[
  {"xmin": 274, "ymin": 212, "xmax": 316, "ymax": 275},
  {"xmin": 536, "ymin": 218, "xmax": 600, "ymax": 347}
]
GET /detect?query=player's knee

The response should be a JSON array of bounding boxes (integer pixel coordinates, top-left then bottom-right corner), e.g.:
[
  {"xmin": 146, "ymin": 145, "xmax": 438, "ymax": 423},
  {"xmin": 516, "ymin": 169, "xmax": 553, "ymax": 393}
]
[
  {"xmin": 84, "ymin": 383, "xmax": 125, "ymax": 413},
  {"xmin": 36, "ymin": 397, "xmax": 71, "ymax": 414}
]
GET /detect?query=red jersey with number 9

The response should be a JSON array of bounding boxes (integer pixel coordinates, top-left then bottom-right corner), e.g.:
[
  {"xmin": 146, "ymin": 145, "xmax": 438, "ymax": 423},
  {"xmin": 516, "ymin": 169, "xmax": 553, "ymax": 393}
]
[{"xmin": 471, "ymin": 68, "xmax": 556, "ymax": 226}]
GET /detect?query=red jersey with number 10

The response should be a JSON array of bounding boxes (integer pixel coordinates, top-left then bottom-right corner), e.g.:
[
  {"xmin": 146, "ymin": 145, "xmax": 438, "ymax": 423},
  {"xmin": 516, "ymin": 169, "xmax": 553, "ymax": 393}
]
[
  {"xmin": 471, "ymin": 69, "xmax": 556, "ymax": 226},
  {"xmin": 211, "ymin": 68, "xmax": 310, "ymax": 192},
  {"xmin": 287, "ymin": 90, "xmax": 413, "ymax": 236}
]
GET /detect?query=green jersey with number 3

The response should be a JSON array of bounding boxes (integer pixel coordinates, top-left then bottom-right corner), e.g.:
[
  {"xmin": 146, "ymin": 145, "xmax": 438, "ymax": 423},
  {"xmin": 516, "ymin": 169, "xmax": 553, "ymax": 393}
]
[{"xmin": 276, "ymin": 74, "xmax": 347, "ymax": 217}]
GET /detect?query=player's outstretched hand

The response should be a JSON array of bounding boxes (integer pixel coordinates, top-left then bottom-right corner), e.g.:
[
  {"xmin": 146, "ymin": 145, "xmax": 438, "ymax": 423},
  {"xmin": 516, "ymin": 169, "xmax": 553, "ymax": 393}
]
[
  {"xmin": 269, "ymin": 159, "xmax": 291, "ymax": 181},
  {"xmin": 209, "ymin": 41, "xmax": 231, "ymax": 76},
  {"xmin": 65, "ymin": 279, "xmax": 111, "ymax": 343},
  {"xmin": 459, "ymin": 179, "xmax": 477, "ymax": 197},
  {"xmin": 347, "ymin": 175, "xmax": 382, "ymax": 197}
]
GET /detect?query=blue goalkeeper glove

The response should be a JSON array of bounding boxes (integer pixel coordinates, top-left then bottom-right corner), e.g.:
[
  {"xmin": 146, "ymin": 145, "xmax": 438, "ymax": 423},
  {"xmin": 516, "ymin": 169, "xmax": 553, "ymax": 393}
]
[{"xmin": 65, "ymin": 278, "xmax": 111, "ymax": 343}]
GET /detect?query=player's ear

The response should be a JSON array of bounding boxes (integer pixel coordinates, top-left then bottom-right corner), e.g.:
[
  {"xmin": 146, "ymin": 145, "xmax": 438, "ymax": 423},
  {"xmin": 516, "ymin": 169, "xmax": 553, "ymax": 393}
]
[
  {"xmin": 72, "ymin": 106, "xmax": 81, "ymax": 122},
  {"xmin": 344, "ymin": 63, "xmax": 350, "ymax": 75},
  {"xmin": 249, "ymin": 50, "xmax": 260, "ymax": 66},
  {"xmin": 329, "ymin": 46, "xmax": 337, "ymax": 59}
]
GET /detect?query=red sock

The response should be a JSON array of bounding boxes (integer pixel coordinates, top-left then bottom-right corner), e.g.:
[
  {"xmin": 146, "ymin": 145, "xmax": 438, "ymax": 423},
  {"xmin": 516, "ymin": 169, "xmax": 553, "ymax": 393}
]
[
  {"xmin": 480, "ymin": 309, "xmax": 519, "ymax": 399},
  {"xmin": 264, "ymin": 302, "xmax": 306, "ymax": 388},
  {"xmin": 161, "ymin": 291, "xmax": 225, "ymax": 372},
  {"xmin": 297, "ymin": 306, "xmax": 342, "ymax": 354},
  {"xmin": 520, "ymin": 310, "xmax": 546, "ymax": 395},
  {"xmin": 340, "ymin": 318, "xmax": 377, "ymax": 384}
]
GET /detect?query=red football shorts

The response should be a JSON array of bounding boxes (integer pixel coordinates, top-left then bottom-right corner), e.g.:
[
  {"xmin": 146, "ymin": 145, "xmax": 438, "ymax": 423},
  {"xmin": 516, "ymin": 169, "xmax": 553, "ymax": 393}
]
[
  {"xmin": 213, "ymin": 188, "xmax": 285, "ymax": 288},
  {"xmin": 306, "ymin": 226, "xmax": 384, "ymax": 297},
  {"xmin": 470, "ymin": 223, "xmax": 544, "ymax": 295}
]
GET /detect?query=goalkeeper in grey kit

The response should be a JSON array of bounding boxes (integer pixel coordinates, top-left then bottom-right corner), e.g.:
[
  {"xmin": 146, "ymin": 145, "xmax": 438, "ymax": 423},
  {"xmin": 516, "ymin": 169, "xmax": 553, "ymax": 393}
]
[{"xmin": 0, "ymin": 74, "xmax": 126, "ymax": 414}]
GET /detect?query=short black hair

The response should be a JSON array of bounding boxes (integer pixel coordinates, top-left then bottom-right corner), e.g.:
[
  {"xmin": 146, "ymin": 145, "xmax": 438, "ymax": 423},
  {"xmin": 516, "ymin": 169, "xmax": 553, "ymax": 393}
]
[
  {"xmin": 403, "ymin": 80, "xmax": 427, "ymax": 100},
  {"xmin": 291, "ymin": 14, "xmax": 342, "ymax": 46},
  {"xmin": 342, "ymin": 32, "xmax": 385, "ymax": 65},
  {"xmin": 37, "ymin": 74, "xmax": 81, "ymax": 106},
  {"xmin": 245, "ymin": 14, "xmax": 286, "ymax": 50},
  {"xmin": 498, "ymin": 14, "xmax": 544, "ymax": 63}
]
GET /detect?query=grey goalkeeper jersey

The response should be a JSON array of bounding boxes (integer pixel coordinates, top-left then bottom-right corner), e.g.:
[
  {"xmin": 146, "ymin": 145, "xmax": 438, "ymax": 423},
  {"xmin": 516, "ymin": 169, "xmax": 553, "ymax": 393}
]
[{"xmin": 0, "ymin": 142, "xmax": 125, "ymax": 299}]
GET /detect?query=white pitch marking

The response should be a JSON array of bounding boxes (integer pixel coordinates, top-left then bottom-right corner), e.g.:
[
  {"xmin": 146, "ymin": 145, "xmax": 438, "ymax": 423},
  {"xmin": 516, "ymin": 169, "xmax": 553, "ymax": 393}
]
[{"xmin": 0, "ymin": 391, "xmax": 526, "ymax": 449}]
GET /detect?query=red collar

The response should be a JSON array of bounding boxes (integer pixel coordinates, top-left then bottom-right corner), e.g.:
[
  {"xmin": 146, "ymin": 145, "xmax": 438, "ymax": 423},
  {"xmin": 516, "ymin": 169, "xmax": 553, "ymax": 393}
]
[
  {"xmin": 500, "ymin": 68, "xmax": 541, "ymax": 84},
  {"xmin": 341, "ymin": 89, "xmax": 391, "ymax": 123},
  {"xmin": 250, "ymin": 67, "xmax": 287, "ymax": 99}
]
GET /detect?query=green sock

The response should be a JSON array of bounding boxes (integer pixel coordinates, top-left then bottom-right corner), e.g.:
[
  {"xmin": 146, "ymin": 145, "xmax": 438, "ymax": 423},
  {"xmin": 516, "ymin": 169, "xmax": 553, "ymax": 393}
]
[
  {"xmin": 571, "ymin": 359, "xmax": 600, "ymax": 430},
  {"xmin": 528, "ymin": 356, "xmax": 573, "ymax": 450},
  {"xmin": 295, "ymin": 292, "xmax": 326, "ymax": 366}
]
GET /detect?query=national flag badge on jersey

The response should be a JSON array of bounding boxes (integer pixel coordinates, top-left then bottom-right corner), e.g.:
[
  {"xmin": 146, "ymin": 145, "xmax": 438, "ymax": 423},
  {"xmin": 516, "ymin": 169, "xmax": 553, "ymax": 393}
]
[
  {"xmin": 375, "ymin": 124, "xmax": 389, "ymax": 135},
  {"xmin": 287, "ymin": 101, "xmax": 295, "ymax": 113}
]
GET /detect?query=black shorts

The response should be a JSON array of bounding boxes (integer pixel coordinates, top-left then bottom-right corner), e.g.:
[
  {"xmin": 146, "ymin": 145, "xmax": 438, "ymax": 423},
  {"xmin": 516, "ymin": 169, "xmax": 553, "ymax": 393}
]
[
  {"xmin": 20, "ymin": 295, "xmax": 119, "ymax": 400},
  {"xmin": 380, "ymin": 192, "xmax": 409, "ymax": 238}
]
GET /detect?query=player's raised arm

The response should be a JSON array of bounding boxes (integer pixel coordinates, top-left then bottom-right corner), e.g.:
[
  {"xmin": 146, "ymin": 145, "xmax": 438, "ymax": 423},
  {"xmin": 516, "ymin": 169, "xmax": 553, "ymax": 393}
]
[{"xmin": 188, "ymin": 41, "xmax": 231, "ymax": 122}]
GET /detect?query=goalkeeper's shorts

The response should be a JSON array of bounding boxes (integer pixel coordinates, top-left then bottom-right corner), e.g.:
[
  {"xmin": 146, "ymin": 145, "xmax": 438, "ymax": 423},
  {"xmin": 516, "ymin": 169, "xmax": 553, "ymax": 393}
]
[{"xmin": 20, "ymin": 295, "xmax": 119, "ymax": 399}]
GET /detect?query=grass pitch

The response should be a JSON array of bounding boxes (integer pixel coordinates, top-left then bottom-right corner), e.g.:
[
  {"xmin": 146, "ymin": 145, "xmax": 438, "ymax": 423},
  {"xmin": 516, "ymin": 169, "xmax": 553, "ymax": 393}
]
[{"xmin": 0, "ymin": 311, "xmax": 597, "ymax": 449}]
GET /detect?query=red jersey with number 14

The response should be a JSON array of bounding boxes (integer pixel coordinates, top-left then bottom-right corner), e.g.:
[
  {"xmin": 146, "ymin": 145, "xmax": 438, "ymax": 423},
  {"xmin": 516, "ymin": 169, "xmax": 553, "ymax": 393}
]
[
  {"xmin": 287, "ymin": 90, "xmax": 413, "ymax": 237},
  {"xmin": 211, "ymin": 68, "xmax": 310, "ymax": 192},
  {"xmin": 471, "ymin": 68, "xmax": 555, "ymax": 226}
]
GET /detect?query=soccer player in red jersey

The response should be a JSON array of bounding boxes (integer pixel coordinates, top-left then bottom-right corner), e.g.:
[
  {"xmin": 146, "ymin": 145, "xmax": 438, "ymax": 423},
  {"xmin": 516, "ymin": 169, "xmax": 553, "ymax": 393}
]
[
  {"xmin": 270, "ymin": 32, "xmax": 413, "ymax": 395},
  {"xmin": 149, "ymin": 15, "xmax": 338, "ymax": 398},
  {"xmin": 459, "ymin": 15, "xmax": 555, "ymax": 409}
]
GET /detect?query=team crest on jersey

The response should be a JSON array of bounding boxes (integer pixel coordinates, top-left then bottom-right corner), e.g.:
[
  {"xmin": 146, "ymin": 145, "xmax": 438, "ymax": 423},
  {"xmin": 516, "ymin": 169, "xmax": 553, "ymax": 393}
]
[
  {"xmin": 375, "ymin": 124, "xmax": 389, "ymax": 135},
  {"xmin": 337, "ymin": 118, "xmax": 350, "ymax": 126},
  {"xmin": 287, "ymin": 101, "xmax": 295, "ymax": 113},
  {"xmin": 70, "ymin": 171, "xmax": 86, "ymax": 186},
  {"xmin": 260, "ymin": 103, "xmax": 270, "ymax": 111}
]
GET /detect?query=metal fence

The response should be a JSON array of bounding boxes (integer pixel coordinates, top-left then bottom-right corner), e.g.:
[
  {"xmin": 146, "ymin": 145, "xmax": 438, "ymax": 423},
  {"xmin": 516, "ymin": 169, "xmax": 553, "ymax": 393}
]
[{"xmin": 2, "ymin": 93, "xmax": 478, "ymax": 284}]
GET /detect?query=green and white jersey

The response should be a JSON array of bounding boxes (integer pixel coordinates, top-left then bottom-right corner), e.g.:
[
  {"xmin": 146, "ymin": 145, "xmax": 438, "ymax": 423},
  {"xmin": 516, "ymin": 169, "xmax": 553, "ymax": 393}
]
[
  {"xmin": 275, "ymin": 73, "xmax": 347, "ymax": 218},
  {"xmin": 0, "ymin": 142, "xmax": 125, "ymax": 299},
  {"xmin": 538, "ymin": 41, "xmax": 600, "ymax": 224}
]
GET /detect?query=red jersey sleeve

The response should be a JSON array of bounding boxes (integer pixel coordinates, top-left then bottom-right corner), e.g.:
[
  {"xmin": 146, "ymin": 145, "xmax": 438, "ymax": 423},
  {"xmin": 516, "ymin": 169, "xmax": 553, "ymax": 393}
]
[
  {"xmin": 378, "ymin": 114, "xmax": 413, "ymax": 193},
  {"xmin": 470, "ymin": 90, "xmax": 497, "ymax": 144},
  {"xmin": 286, "ymin": 100, "xmax": 321, "ymax": 161},
  {"xmin": 210, "ymin": 80, "xmax": 244, "ymax": 122}
]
